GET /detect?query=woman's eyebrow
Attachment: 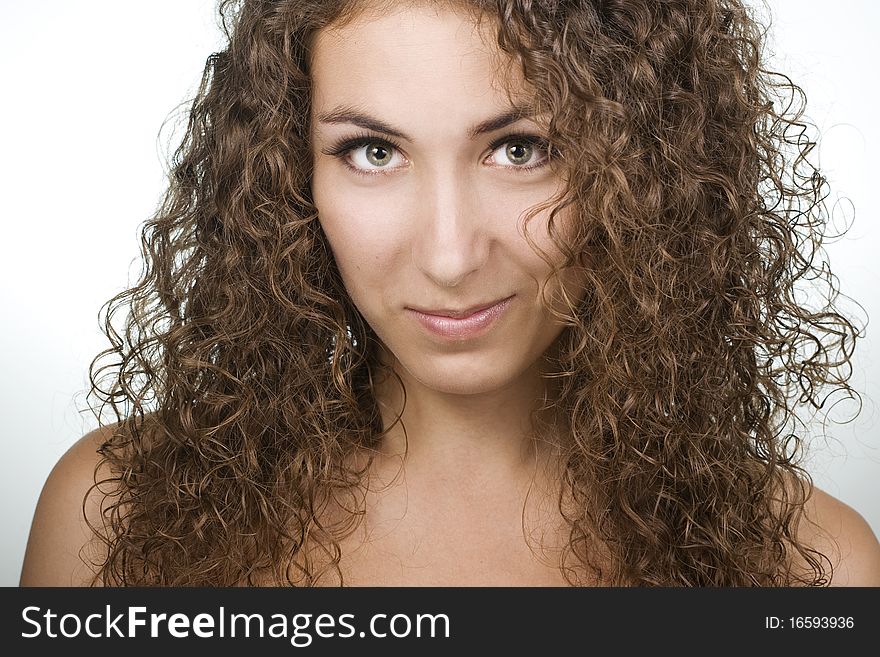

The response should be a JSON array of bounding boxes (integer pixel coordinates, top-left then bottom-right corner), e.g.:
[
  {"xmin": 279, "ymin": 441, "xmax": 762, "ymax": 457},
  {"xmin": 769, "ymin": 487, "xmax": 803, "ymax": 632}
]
[{"xmin": 314, "ymin": 103, "xmax": 537, "ymax": 142}]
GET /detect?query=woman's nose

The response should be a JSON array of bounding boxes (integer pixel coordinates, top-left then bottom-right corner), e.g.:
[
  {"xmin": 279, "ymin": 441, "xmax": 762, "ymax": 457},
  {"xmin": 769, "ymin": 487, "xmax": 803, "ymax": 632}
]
[{"xmin": 411, "ymin": 172, "xmax": 489, "ymax": 288}]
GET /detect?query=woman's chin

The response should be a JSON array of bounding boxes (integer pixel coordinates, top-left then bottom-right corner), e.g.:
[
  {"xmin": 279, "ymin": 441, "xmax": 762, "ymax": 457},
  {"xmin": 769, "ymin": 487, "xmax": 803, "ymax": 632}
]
[{"xmin": 395, "ymin": 352, "xmax": 528, "ymax": 397}]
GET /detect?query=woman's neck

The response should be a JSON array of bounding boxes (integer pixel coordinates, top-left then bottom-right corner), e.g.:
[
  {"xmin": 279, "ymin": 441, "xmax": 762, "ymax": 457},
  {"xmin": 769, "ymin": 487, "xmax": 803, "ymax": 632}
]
[{"xmin": 370, "ymin": 350, "xmax": 564, "ymax": 492}]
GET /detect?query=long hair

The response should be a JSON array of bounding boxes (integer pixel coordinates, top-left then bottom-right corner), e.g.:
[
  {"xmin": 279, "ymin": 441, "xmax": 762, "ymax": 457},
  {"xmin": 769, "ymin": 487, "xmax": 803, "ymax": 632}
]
[{"xmin": 85, "ymin": 0, "xmax": 864, "ymax": 586}]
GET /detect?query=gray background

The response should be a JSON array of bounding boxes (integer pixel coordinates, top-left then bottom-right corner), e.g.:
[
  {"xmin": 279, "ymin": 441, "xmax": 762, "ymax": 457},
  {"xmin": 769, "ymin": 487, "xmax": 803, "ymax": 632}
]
[{"xmin": 2, "ymin": 0, "xmax": 877, "ymax": 585}]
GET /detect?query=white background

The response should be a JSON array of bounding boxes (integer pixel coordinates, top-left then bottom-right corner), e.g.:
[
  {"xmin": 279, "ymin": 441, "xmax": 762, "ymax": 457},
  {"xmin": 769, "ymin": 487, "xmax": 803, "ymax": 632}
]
[{"xmin": 1, "ymin": 1, "xmax": 877, "ymax": 586}]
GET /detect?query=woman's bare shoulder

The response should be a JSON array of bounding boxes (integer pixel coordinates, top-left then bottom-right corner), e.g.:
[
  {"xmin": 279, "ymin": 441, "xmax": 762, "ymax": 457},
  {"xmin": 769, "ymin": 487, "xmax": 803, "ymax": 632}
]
[
  {"xmin": 796, "ymin": 481, "xmax": 880, "ymax": 586},
  {"xmin": 20, "ymin": 423, "xmax": 120, "ymax": 587}
]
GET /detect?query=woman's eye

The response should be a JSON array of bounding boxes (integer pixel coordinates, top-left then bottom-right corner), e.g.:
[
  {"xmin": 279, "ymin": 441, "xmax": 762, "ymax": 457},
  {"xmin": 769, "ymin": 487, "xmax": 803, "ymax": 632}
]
[
  {"xmin": 349, "ymin": 142, "xmax": 404, "ymax": 171},
  {"xmin": 486, "ymin": 137, "xmax": 553, "ymax": 171},
  {"xmin": 492, "ymin": 139, "xmax": 541, "ymax": 169}
]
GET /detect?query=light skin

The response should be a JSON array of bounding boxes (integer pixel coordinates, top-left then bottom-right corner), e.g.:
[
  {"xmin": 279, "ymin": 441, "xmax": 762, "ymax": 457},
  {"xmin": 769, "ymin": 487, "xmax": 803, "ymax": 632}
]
[
  {"xmin": 310, "ymin": 3, "xmax": 582, "ymax": 508},
  {"xmin": 311, "ymin": 6, "xmax": 579, "ymax": 583},
  {"xmin": 17, "ymin": 2, "xmax": 880, "ymax": 586}
]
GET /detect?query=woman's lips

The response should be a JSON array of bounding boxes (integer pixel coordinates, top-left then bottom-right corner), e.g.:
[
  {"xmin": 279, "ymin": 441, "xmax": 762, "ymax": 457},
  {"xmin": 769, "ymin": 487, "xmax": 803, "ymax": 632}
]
[{"xmin": 406, "ymin": 296, "xmax": 514, "ymax": 340}]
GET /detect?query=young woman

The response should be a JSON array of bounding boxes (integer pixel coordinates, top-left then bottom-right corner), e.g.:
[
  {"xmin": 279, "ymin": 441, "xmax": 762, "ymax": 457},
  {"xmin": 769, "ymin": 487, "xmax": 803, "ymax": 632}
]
[{"xmin": 20, "ymin": 0, "xmax": 880, "ymax": 586}]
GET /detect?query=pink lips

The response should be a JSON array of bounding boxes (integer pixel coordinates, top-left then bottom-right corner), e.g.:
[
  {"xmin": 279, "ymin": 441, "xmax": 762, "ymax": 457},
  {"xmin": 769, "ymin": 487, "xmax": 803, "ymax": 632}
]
[{"xmin": 406, "ymin": 296, "xmax": 514, "ymax": 340}]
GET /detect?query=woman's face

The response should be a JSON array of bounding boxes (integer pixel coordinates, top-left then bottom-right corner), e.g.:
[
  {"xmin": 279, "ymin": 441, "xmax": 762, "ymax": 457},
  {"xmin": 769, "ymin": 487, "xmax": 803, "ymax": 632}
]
[{"xmin": 310, "ymin": 3, "xmax": 583, "ymax": 396}]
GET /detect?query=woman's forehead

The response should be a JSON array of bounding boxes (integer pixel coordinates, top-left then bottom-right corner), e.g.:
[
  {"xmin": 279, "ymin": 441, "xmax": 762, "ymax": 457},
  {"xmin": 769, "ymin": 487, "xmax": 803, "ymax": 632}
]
[{"xmin": 310, "ymin": 4, "xmax": 533, "ymax": 137}]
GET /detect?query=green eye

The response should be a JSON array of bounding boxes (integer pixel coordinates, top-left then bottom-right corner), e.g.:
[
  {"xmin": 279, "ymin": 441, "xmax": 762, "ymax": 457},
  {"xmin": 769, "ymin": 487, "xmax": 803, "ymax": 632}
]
[
  {"xmin": 364, "ymin": 143, "xmax": 393, "ymax": 167},
  {"xmin": 504, "ymin": 142, "xmax": 534, "ymax": 166},
  {"xmin": 487, "ymin": 134, "xmax": 555, "ymax": 172}
]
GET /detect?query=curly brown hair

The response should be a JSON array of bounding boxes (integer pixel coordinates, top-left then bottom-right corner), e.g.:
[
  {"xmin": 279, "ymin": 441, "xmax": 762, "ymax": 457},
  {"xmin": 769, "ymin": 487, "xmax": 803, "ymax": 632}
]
[{"xmin": 84, "ymin": 0, "xmax": 864, "ymax": 586}]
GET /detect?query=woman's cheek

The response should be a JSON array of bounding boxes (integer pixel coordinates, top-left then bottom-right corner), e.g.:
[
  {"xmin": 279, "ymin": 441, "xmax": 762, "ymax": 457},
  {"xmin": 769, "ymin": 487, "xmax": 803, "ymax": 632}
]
[{"xmin": 319, "ymin": 195, "xmax": 409, "ymax": 284}]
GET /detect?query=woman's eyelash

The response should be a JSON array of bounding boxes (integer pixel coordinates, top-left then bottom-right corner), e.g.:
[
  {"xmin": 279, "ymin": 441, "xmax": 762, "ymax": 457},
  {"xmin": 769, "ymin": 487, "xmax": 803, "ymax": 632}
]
[
  {"xmin": 321, "ymin": 131, "xmax": 405, "ymax": 160},
  {"xmin": 321, "ymin": 131, "xmax": 557, "ymax": 176},
  {"xmin": 486, "ymin": 133, "xmax": 554, "ymax": 162}
]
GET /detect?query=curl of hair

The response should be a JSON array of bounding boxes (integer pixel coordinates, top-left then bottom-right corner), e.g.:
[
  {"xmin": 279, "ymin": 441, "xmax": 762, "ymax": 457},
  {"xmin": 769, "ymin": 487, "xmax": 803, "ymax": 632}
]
[{"xmin": 85, "ymin": 0, "xmax": 864, "ymax": 586}]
